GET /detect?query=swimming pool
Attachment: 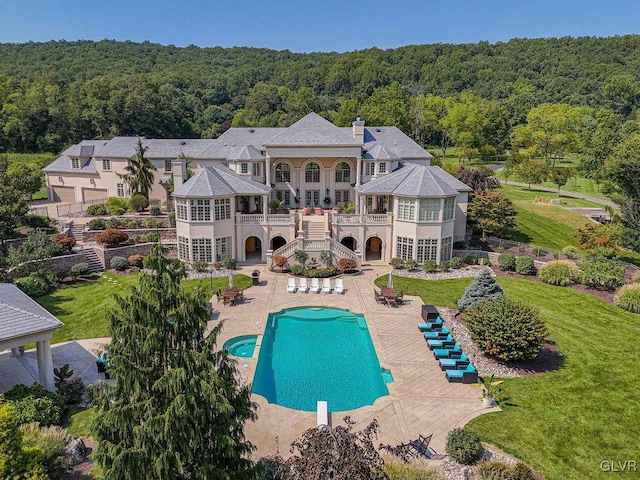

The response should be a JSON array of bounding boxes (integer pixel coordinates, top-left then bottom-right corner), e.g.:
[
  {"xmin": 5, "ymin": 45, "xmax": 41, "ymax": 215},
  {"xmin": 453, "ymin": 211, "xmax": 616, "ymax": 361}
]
[
  {"xmin": 223, "ymin": 335, "xmax": 258, "ymax": 358},
  {"xmin": 252, "ymin": 307, "xmax": 389, "ymax": 412}
]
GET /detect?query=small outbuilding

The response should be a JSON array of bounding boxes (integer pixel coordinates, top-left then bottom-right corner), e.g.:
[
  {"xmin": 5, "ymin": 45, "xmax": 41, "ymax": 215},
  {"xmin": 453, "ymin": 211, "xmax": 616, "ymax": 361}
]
[{"xmin": 0, "ymin": 283, "xmax": 63, "ymax": 391}]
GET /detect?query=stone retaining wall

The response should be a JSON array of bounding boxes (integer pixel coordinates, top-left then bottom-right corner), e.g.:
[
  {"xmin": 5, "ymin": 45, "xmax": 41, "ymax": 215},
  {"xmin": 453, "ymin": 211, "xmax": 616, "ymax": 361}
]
[
  {"xmin": 93, "ymin": 243, "xmax": 154, "ymax": 268},
  {"xmin": 83, "ymin": 228, "xmax": 176, "ymax": 243}
]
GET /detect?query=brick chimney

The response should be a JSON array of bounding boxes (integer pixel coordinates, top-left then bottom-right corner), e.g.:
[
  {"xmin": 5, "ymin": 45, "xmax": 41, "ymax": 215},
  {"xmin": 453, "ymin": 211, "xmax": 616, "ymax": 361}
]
[{"xmin": 352, "ymin": 117, "xmax": 365, "ymax": 144}]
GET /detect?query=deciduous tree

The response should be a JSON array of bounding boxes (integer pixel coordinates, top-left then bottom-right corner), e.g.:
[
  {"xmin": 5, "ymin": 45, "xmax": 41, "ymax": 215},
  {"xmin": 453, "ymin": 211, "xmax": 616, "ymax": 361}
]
[{"xmin": 468, "ymin": 190, "xmax": 516, "ymax": 239}]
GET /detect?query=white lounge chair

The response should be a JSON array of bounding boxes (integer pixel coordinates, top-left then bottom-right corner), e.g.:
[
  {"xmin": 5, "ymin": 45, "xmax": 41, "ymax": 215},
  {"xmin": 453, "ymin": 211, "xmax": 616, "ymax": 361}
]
[
  {"xmin": 322, "ymin": 278, "xmax": 332, "ymax": 293},
  {"xmin": 287, "ymin": 277, "xmax": 296, "ymax": 293},
  {"xmin": 298, "ymin": 277, "xmax": 309, "ymax": 293},
  {"xmin": 334, "ymin": 278, "xmax": 345, "ymax": 294},
  {"xmin": 310, "ymin": 278, "xmax": 321, "ymax": 293},
  {"xmin": 317, "ymin": 400, "xmax": 328, "ymax": 427}
]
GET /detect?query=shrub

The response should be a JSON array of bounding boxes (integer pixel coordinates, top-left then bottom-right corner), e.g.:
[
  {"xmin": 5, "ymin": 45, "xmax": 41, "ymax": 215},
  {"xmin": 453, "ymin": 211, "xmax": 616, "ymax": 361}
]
[
  {"xmin": 457, "ymin": 270, "xmax": 504, "ymax": 311},
  {"xmin": 404, "ymin": 258, "xmax": 418, "ymax": 271},
  {"xmin": 19, "ymin": 423, "xmax": 73, "ymax": 477},
  {"xmin": 439, "ymin": 261, "xmax": 450, "ymax": 271},
  {"xmin": 127, "ymin": 254, "xmax": 144, "ymax": 267},
  {"xmin": 390, "ymin": 257, "xmax": 404, "ymax": 269},
  {"xmin": 53, "ymin": 364, "xmax": 85, "ymax": 406},
  {"xmin": 106, "ymin": 196, "xmax": 128, "ymax": 212},
  {"xmin": 320, "ymin": 250, "xmax": 334, "ymax": 267},
  {"xmin": 192, "ymin": 260, "xmax": 208, "ymax": 272},
  {"xmin": 497, "ymin": 253, "xmax": 516, "ymax": 272},
  {"xmin": 615, "ymin": 283, "xmax": 640, "ymax": 314},
  {"xmin": 579, "ymin": 259, "xmax": 626, "ymax": 291},
  {"xmin": 383, "ymin": 457, "xmax": 440, "ymax": 479},
  {"xmin": 291, "ymin": 264, "xmax": 305, "ymax": 275},
  {"xmin": 515, "ymin": 256, "xmax": 536, "ymax": 275},
  {"xmin": 86, "ymin": 204, "xmax": 107, "ymax": 215},
  {"xmin": 96, "ymin": 228, "xmax": 129, "ymax": 246},
  {"xmin": 561, "ymin": 245, "xmax": 580, "ymax": 258},
  {"xmin": 149, "ymin": 197, "xmax": 161, "ymax": 206},
  {"xmin": 538, "ymin": 260, "xmax": 578, "ymax": 286},
  {"xmin": 293, "ymin": 250, "xmax": 309, "ymax": 265},
  {"xmin": 110, "ymin": 256, "xmax": 128, "ymax": 271},
  {"xmin": 222, "ymin": 257, "xmax": 237, "ymax": 269},
  {"xmin": 14, "ymin": 274, "xmax": 50, "ymax": 297},
  {"xmin": 70, "ymin": 262, "xmax": 89, "ymax": 279},
  {"xmin": 465, "ymin": 296, "xmax": 547, "ymax": 361},
  {"xmin": 105, "ymin": 217, "xmax": 121, "ymax": 229},
  {"xmin": 146, "ymin": 217, "xmax": 164, "ymax": 228},
  {"xmin": 142, "ymin": 232, "xmax": 159, "ymax": 243},
  {"xmin": 168, "ymin": 211, "xmax": 176, "ymax": 227},
  {"xmin": 149, "ymin": 205, "xmax": 161, "ymax": 216},
  {"xmin": 54, "ymin": 233, "xmax": 76, "ymax": 253},
  {"xmin": 3, "ymin": 384, "xmax": 65, "ymax": 426},
  {"xmin": 450, "ymin": 257, "xmax": 463, "ymax": 269},
  {"xmin": 86, "ymin": 218, "xmax": 106, "ymax": 231},
  {"xmin": 464, "ymin": 255, "xmax": 479, "ymax": 265},
  {"xmin": 274, "ymin": 256, "xmax": 288, "ymax": 268},
  {"xmin": 632, "ymin": 272, "xmax": 640, "ymax": 283},
  {"xmin": 477, "ymin": 461, "xmax": 511, "ymax": 480},
  {"xmin": 24, "ymin": 214, "xmax": 53, "ymax": 229},
  {"xmin": 338, "ymin": 258, "xmax": 358, "ymax": 272},
  {"xmin": 511, "ymin": 463, "xmax": 535, "ymax": 480},
  {"xmin": 129, "ymin": 266, "xmax": 140, "ymax": 275},
  {"xmin": 129, "ymin": 194, "xmax": 149, "ymax": 212},
  {"xmin": 306, "ymin": 266, "xmax": 338, "ymax": 278},
  {"xmin": 213, "ymin": 261, "xmax": 222, "ymax": 270},
  {"xmin": 422, "ymin": 260, "xmax": 438, "ymax": 273},
  {"xmin": 123, "ymin": 218, "xmax": 139, "ymax": 229},
  {"xmin": 445, "ymin": 428, "xmax": 483, "ymax": 465}
]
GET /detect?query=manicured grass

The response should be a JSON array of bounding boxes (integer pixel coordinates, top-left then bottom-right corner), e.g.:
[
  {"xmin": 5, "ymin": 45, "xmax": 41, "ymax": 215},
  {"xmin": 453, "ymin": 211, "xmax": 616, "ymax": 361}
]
[
  {"xmin": 61, "ymin": 406, "xmax": 97, "ymax": 439},
  {"xmin": 375, "ymin": 274, "xmax": 640, "ymax": 480},
  {"xmin": 38, "ymin": 272, "xmax": 253, "ymax": 344}
]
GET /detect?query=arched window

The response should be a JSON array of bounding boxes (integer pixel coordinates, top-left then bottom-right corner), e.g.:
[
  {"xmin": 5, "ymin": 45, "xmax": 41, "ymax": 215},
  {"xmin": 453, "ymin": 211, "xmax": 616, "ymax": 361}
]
[
  {"xmin": 335, "ymin": 162, "xmax": 351, "ymax": 183},
  {"xmin": 275, "ymin": 163, "xmax": 290, "ymax": 183},
  {"xmin": 305, "ymin": 162, "xmax": 320, "ymax": 183}
]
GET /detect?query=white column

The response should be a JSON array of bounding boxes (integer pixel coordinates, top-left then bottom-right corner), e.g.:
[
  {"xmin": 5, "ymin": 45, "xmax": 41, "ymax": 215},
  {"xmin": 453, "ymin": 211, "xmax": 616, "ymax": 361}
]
[
  {"xmin": 262, "ymin": 195, "xmax": 268, "ymax": 222},
  {"xmin": 42, "ymin": 340, "xmax": 55, "ymax": 392},
  {"xmin": 355, "ymin": 156, "xmax": 362, "ymax": 186},
  {"xmin": 265, "ymin": 156, "xmax": 271, "ymax": 186}
]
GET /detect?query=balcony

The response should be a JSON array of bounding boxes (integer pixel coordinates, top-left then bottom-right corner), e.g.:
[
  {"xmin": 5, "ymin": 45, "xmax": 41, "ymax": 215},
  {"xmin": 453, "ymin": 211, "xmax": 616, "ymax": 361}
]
[
  {"xmin": 236, "ymin": 213, "xmax": 294, "ymax": 225},
  {"xmin": 332, "ymin": 213, "xmax": 391, "ymax": 225}
]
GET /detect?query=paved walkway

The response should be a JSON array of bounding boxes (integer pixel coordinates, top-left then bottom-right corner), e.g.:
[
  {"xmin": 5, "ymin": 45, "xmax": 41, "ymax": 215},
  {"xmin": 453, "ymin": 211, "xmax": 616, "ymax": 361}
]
[
  {"xmin": 499, "ymin": 179, "xmax": 619, "ymax": 208},
  {"xmin": 0, "ymin": 264, "xmax": 497, "ymax": 458}
]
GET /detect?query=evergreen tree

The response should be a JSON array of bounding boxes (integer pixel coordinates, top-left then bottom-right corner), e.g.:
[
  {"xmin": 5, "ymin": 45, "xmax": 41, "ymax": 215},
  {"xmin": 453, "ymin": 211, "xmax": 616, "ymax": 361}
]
[
  {"xmin": 92, "ymin": 243, "xmax": 256, "ymax": 479},
  {"xmin": 457, "ymin": 269, "xmax": 504, "ymax": 311}
]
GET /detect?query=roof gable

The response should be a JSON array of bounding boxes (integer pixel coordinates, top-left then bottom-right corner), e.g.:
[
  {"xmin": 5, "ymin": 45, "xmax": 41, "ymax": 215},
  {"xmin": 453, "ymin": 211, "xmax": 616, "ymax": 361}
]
[
  {"xmin": 264, "ymin": 113, "xmax": 359, "ymax": 146},
  {"xmin": 172, "ymin": 164, "xmax": 271, "ymax": 198}
]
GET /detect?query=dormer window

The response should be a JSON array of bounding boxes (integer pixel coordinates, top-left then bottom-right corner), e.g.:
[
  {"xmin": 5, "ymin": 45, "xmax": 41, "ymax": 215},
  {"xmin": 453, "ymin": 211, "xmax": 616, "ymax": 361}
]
[
  {"xmin": 252, "ymin": 163, "xmax": 262, "ymax": 176},
  {"xmin": 164, "ymin": 160, "xmax": 172, "ymax": 173},
  {"xmin": 364, "ymin": 162, "xmax": 374, "ymax": 176},
  {"xmin": 71, "ymin": 158, "xmax": 80, "ymax": 169},
  {"xmin": 378, "ymin": 162, "xmax": 387, "ymax": 174},
  {"xmin": 241, "ymin": 163, "xmax": 249, "ymax": 174},
  {"xmin": 102, "ymin": 159, "xmax": 111, "ymax": 171}
]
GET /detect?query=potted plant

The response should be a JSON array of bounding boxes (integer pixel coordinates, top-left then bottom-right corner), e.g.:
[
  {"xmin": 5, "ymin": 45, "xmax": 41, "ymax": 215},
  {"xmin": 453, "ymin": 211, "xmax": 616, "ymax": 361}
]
[
  {"xmin": 323, "ymin": 196, "xmax": 332, "ymax": 207},
  {"xmin": 480, "ymin": 374, "xmax": 503, "ymax": 407}
]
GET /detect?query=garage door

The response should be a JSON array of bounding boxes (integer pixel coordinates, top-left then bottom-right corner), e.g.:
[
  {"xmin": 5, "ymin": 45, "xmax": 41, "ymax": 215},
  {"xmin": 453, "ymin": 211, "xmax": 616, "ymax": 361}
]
[
  {"xmin": 52, "ymin": 186, "xmax": 75, "ymax": 203},
  {"xmin": 82, "ymin": 188, "xmax": 108, "ymax": 203}
]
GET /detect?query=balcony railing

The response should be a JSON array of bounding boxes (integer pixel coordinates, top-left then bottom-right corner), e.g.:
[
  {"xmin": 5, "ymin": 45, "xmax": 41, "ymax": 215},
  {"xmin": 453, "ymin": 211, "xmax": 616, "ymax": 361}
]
[
  {"xmin": 236, "ymin": 213, "xmax": 293, "ymax": 225},
  {"xmin": 333, "ymin": 213, "xmax": 389, "ymax": 224}
]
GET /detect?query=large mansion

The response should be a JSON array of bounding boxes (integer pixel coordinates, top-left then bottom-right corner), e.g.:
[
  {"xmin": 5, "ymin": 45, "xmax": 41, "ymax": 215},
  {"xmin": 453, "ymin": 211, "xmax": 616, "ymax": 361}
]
[{"xmin": 44, "ymin": 113, "xmax": 471, "ymax": 266}]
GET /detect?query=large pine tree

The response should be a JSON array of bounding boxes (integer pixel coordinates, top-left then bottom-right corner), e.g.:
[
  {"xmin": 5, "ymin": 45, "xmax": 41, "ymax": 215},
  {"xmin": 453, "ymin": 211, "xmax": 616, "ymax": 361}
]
[{"xmin": 92, "ymin": 244, "xmax": 256, "ymax": 479}]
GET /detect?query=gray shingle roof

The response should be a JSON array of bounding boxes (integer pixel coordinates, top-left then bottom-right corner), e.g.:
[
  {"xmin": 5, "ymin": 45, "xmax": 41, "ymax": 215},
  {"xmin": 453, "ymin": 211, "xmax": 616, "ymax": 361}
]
[
  {"xmin": 227, "ymin": 145, "xmax": 264, "ymax": 161},
  {"xmin": 195, "ymin": 128, "xmax": 283, "ymax": 159},
  {"xmin": 42, "ymin": 140, "xmax": 103, "ymax": 173},
  {"xmin": 172, "ymin": 164, "xmax": 271, "ymax": 198},
  {"xmin": 362, "ymin": 144, "xmax": 400, "ymax": 161},
  {"xmin": 0, "ymin": 284, "xmax": 63, "ymax": 342},
  {"xmin": 357, "ymin": 126, "xmax": 433, "ymax": 160},
  {"xmin": 265, "ymin": 113, "xmax": 359, "ymax": 146},
  {"xmin": 355, "ymin": 163, "xmax": 472, "ymax": 197}
]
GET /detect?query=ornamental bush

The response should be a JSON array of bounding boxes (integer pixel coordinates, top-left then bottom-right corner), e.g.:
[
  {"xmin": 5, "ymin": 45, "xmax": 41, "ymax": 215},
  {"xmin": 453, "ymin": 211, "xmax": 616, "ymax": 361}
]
[
  {"xmin": 338, "ymin": 257, "xmax": 358, "ymax": 272},
  {"xmin": 129, "ymin": 194, "xmax": 149, "ymax": 212},
  {"xmin": 561, "ymin": 245, "xmax": 580, "ymax": 259},
  {"xmin": 145, "ymin": 217, "xmax": 164, "ymax": 228},
  {"xmin": 110, "ymin": 256, "xmax": 128, "ymax": 271},
  {"xmin": 290, "ymin": 264, "xmax": 305, "ymax": 275},
  {"xmin": 465, "ymin": 296, "xmax": 547, "ymax": 361},
  {"xmin": 538, "ymin": 260, "xmax": 578, "ymax": 286},
  {"xmin": 168, "ymin": 211, "xmax": 176, "ymax": 227},
  {"xmin": 222, "ymin": 257, "xmax": 237, "ymax": 269},
  {"xmin": 445, "ymin": 428, "xmax": 483, "ymax": 465},
  {"xmin": 450, "ymin": 257, "xmax": 463, "ymax": 269},
  {"xmin": 578, "ymin": 259, "xmax": 626, "ymax": 291},
  {"xmin": 106, "ymin": 196, "xmax": 128, "ymax": 213},
  {"xmin": 422, "ymin": 260, "xmax": 438, "ymax": 273},
  {"xmin": 390, "ymin": 257, "xmax": 404, "ymax": 269},
  {"xmin": 19, "ymin": 422, "xmax": 73, "ymax": 477},
  {"xmin": 14, "ymin": 274, "xmax": 50, "ymax": 297},
  {"xmin": 70, "ymin": 262, "xmax": 89, "ymax": 279},
  {"xmin": 632, "ymin": 272, "xmax": 640, "ymax": 284},
  {"xmin": 86, "ymin": 204, "xmax": 107, "ymax": 215},
  {"xmin": 476, "ymin": 461, "xmax": 534, "ymax": 480},
  {"xmin": 515, "ymin": 256, "xmax": 536, "ymax": 275},
  {"xmin": 497, "ymin": 253, "xmax": 516, "ymax": 272},
  {"xmin": 3, "ymin": 384, "xmax": 65, "ymax": 426},
  {"xmin": 192, "ymin": 260, "xmax": 208, "ymax": 272},
  {"xmin": 86, "ymin": 218, "xmax": 106, "ymax": 231},
  {"xmin": 105, "ymin": 217, "xmax": 121, "ymax": 229},
  {"xmin": 54, "ymin": 233, "xmax": 77, "ymax": 253},
  {"xmin": 615, "ymin": 283, "xmax": 640, "ymax": 313},
  {"xmin": 149, "ymin": 205, "xmax": 162, "ymax": 216},
  {"xmin": 95, "ymin": 228, "xmax": 129, "ymax": 246},
  {"xmin": 274, "ymin": 256, "xmax": 288, "ymax": 268},
  {"xmin": 404, "ymin": 259, "xmax": 418, "ymax": 271},
  {"xmin": 127, "ymin": 254, "xmax": 144, "ymax": 267},
  {"xmin": 306, "ymin": 267, "xmax": 339, "ymax": 278},
  {"xmin": 457, "ymin": 269, "xmax": 504, "ymax": 311}
]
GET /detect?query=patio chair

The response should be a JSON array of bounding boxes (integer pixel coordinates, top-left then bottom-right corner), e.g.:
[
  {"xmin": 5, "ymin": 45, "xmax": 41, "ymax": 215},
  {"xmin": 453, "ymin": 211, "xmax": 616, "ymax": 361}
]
[
  {"xmin": 433, "ymin": 344, "xmax": 463, "ymax": 359},
  {"xmin": 310, "ymin": 277, "xmax": 321, "ymax": 293},
  {"xmin": 287, "ymin": 278, "xmax": 296, "ymax": 293},
  {"xmin": 423, "ymin": 328, "xmax": 450, "ymax": 341},
  {"xmin": 215, "ymin": 289, "xmax": 223, "ymax": 303},
  {"xmin": 409, "ymin": 434, "xmax": 437, "ymax": 459},
  {"xmin": 386, "ymin": 296, "xmax": 397, "ymax": 307},
  {"xmin": 374, "ymin": 289, "xmax": 387, "ymax": 304},
  {"xmin": 438, "ymin": 353, "xmax": 469, "ymax": 370},
  {"xmin": 418, "ymin": 317, "xmax": 443, "ymax": 331},
  {"xmin": 322, "ymin": 278, "xmax": 332, "ymax": 293},
  {"xmin": 298, "ymin": 277, "xmax": 309, "ymax": 293},
  {"xmin": 234, "ymin": 290, "xmax": 244, "ymax": 304},
  {"xmin": 427, "ymin": 335, "xmax": 455, "ymax": 349},
  {"xmin": 395, "ymin": 290, "xmax": 404, "ymax": 304},
  {"xmin": 446, "ymin": 363, "xmax": 478, "ymax": 384},
  {"xmin": 334, "ymin": 278, "xmax": 345, "ymax": 294}
]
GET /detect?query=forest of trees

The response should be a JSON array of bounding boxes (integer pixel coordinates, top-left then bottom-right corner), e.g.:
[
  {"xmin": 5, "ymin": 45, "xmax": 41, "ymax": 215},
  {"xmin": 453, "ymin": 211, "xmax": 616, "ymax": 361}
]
[{"xmin": 2, "ymin": 35, "xmax": 640, "ymax": 153}]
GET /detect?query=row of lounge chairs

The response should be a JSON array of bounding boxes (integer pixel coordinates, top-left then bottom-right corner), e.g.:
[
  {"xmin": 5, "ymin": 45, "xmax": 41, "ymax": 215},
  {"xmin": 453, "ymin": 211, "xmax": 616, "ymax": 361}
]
[
  {"xmin": 418, "ymin": 306, "xmax": 478, "ymax": 384},
  {"xmin": 287, "ymin": 277, "xmax": 344, "ymax": 294}
]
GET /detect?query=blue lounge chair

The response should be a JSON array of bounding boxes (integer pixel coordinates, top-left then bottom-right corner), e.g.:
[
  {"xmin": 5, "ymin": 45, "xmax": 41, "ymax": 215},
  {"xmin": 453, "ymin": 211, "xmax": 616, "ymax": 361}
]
[
  {"xmin": 423, "ymin": 327, "xmax": 450, "ymax": 341},
  {"xmin": 417, "ymin": 317, "xmax": 443, "ymax": 331},
  {"xmin": 446, "ymin": 364, "xmax": 478, "ymax": 384},
  {"xmin": 433, "ymin": 344, "xmax": 462, "ymax": 359},
  {"xmin": 427, "ymin": 335, "xmax": 455, "ymax": 349},
  {"xmin": 438, "ymin": 353, "xmax": 469, "ymax": 370}
]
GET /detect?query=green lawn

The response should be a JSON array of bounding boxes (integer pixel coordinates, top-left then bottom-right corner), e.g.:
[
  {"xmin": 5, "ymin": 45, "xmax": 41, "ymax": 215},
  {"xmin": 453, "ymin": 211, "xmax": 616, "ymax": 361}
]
[
  {"xmin": 375, "ymin": 274, "xmax": 640, "ymax": 480},
  {"xmin": 38, "ymin": 272, "xmax": 253, "ymax": 344}
]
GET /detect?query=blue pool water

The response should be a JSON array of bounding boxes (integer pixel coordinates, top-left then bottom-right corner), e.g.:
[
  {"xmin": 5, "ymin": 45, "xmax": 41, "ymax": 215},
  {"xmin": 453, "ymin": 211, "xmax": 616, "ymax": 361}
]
[
  {"xmin": 252, "ymin": 307, "xmax": 389, "ymax": 412},
  {"xmin": 223, "ymin": 335, "xmax": 258, "ymax": 358}
]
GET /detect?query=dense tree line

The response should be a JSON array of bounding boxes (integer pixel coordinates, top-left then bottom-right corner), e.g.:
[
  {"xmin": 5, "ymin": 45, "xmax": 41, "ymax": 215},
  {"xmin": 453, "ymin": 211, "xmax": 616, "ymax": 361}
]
[{"xmin": 3, "ymin": 36, "xmax": 640, "ymax": 152}]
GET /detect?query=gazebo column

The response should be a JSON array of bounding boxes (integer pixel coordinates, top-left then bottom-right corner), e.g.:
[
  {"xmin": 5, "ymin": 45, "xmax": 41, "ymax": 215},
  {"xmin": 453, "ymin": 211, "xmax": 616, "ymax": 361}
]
[
  {"xmin": 36, "ymin": 340, "xmax": 55, "ymax": 392},
  {"xmin": 262, "ymin": 195, "xmax": 268, "ymax": 222}
]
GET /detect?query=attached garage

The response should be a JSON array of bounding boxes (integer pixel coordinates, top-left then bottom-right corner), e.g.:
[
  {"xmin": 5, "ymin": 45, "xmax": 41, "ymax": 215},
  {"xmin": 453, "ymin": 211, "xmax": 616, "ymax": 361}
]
[
  {"xmin": 51, "ymin": 186, "xmax": 75, "ymax": 203},
  {"xmin": 82, "ymin": 188, "xmax": 108, "ymax": 203}
]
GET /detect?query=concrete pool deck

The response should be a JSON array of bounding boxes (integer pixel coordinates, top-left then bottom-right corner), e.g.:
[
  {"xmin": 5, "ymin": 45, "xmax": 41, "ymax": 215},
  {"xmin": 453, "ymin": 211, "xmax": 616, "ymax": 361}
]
[{"xmin": 211, "ymin": 263, "xmax": 498, "ymax": 459}]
